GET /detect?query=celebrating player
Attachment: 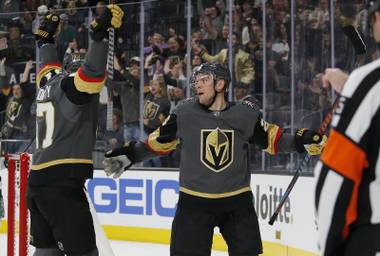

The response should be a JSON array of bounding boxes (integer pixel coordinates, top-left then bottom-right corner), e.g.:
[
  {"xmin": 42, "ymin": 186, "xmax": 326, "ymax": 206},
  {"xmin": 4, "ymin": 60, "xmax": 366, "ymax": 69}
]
[
  {"xmin": 26, "ymin": 5, "xmax": 123, "ymax": 256},
  {"xmin": 103, "ymin": 62, "xmax": 326, "ymax": 256}
]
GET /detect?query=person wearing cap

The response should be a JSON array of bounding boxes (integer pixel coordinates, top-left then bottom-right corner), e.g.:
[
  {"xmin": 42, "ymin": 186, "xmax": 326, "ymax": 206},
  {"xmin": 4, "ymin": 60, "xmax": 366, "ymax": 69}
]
[
  {"xmin": 129, "ymin": 56, "xmax": 141, "ymax": 68},
  {"xmin": 315, "ymin": 1, "xmax": 380, "ymax": 255}
]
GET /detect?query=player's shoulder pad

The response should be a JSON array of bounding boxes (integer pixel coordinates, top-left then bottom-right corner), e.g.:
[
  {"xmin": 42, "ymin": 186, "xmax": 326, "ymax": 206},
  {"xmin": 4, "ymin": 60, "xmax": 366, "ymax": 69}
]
[
  {"xmin": 240, "ymin": 99, "xmax": 260, "ymax": 112},
  {"xmin": 172, "ymin": 97, "xmax": 196, "ymax": 114},
  {"xmin": 179, "ymin": 97, "xmax": 196, "ymax": 104},
  {"xmin": 177, "ymin": 97, "xmax": 196, "ymax": 108}
]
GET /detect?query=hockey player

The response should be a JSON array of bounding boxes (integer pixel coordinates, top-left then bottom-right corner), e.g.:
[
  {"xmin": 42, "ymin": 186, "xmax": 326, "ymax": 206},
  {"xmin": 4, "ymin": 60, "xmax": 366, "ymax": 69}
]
[
  {"xmin": 103, "ymin": 62, "xmax": 327, "ymax": 256},
  {"xmin": 26, "ymin": 5, "xmax": 123, "ymax": 256},
  {"xmin": 315, "ymin": 1, "xmax": 380, "ymax": 256}
]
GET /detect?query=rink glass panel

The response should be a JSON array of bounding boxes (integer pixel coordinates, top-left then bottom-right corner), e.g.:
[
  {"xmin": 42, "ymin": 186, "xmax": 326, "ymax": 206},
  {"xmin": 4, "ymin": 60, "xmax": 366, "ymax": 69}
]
[{"xmin": 0, "ymin": 0, "xmax": 374, "ymax": 175}]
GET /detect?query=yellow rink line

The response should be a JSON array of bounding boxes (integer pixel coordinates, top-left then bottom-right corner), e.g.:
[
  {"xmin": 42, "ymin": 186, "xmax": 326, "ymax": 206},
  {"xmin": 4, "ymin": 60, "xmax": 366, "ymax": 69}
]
[{"xmin": 0, "ymin": 221, "xmax": 317, "ymax": 256}]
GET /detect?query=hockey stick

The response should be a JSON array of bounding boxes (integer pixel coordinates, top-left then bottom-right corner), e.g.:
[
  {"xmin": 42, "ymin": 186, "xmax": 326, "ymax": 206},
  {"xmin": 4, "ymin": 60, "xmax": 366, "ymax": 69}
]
[
  {"xmin": 22, "ymin": 136, "xmax": 35, "ymax": 153},
  {"xmin": 85, "ymin": 189, "xmax": 115, "ymax": 256},
  {"xmin": 106, "ymin": 1, "xmax": 115, "ymax": 131},
  {"xmin": 268, "ymin": 96, "xmax": 341, "ymax": 225}
]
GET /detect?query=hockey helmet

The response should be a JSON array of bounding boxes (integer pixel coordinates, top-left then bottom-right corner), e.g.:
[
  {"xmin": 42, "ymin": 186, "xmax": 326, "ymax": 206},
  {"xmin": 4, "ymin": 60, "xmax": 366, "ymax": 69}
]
[
  {"xmin": 190, "ymin": 62, "xmax": 231, "ymax": 91},
  {"xmin": 62, "ymin": 52, "xmax": 85, "ymax": 73}
]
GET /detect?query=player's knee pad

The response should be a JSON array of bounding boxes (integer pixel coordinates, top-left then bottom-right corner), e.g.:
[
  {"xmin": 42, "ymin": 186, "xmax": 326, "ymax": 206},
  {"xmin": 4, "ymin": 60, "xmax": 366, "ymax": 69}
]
[{"xmin": 33, "ymin": 248, "xmax": 65, "ymax": 256}]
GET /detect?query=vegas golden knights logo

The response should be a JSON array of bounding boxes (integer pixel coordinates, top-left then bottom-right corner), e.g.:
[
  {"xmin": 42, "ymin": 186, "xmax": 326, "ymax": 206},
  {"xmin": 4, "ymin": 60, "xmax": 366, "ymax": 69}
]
[
  {"xmin": 6, "ymin": 101, "xmax": 20, "ymax": 119},
  {"xmin": 201, "ymin": 128, "xmax": 234, "ymax": 172},
  {"xmin": 144, "ymin": 100, "xmax": 159, "ymax": 120}
]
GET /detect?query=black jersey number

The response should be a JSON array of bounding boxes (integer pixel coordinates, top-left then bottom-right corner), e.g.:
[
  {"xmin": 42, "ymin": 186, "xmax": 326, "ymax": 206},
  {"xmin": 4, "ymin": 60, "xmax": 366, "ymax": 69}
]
[{"xmin": 36, "ymin": 102, "xmax": 55, "ymax": 149}]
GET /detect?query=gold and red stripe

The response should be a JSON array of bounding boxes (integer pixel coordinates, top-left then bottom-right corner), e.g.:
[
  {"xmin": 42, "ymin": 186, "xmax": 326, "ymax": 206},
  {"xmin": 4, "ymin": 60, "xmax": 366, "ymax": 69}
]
[
  {"xmin": 74, "ymin": 66, "xmax": 106, "ymax": 94},
  {"xmin": 36, "ymin": 63, "xmax": 61, "ymax": 87},
  {"xmin": 321, "ymin": 129, "xmax": 368, "ymax": 239},
  {"xmin": 264, "ymin": 124, "xmax": 283, "ymax": 155},
  {"xmin": 145, "ymin": 128, "xmax": 179, "ymax": 155}
]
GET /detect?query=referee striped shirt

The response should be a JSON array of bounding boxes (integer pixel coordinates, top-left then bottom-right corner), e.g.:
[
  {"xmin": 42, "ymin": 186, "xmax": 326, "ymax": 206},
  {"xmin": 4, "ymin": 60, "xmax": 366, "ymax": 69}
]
[{"xmin": 315, "ymin": 58, "xmax": 380, "ymax": 256}]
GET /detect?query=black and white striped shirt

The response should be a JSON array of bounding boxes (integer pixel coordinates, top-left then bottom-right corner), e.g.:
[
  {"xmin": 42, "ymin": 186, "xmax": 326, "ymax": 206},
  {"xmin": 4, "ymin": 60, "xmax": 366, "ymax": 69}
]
[{"xmin": 315, "ymin": 58, "xmax": 380, "ymax": 256}]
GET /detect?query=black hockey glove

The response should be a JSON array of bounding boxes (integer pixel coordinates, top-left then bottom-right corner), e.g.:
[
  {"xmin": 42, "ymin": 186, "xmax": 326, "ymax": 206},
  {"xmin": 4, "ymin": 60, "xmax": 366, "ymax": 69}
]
[
  {"xmin": 34, "ymin": 14, "xmax": 61, "ymax": 45},
  {"xmin": 294, "ymin": 128, "xmax": 327, "ymax": 155},
  {"xmin": 90, "ymin": 4, "xmax": 124, "ymax": 41},
  {"xmin": 102, "ymin": 141, "xmax": 135, "ymax": 178}
]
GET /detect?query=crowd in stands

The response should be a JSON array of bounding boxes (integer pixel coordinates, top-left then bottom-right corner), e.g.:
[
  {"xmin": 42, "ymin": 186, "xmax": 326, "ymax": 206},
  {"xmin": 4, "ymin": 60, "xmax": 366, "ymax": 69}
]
[{"xmin": 0, "ymin": 0, "xmax": 377, "ymax": 170}]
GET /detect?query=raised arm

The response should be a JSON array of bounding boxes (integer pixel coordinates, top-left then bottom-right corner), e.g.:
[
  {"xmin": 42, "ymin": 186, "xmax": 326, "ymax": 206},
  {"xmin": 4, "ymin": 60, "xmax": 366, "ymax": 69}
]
[{"xmin": 34, "ymin": 14, "xmax": 62, "ymax": 88}]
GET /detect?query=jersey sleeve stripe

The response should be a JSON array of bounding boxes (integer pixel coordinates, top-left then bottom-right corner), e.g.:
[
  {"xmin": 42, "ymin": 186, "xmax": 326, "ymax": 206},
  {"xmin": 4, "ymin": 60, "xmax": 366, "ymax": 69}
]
[
  {"xmin": 321, "ymin": 129, "xmax": 368, "ymax": 180},
  {"xmin": 145, "ymin": 128, "xmax": 179, "ymax": 155},
  {"xmin": 263, "ymin": 124, "xmax": 282, "ymax": 155},
  {"xmin": 73, "ymin": 66, "xmax": 106, "ymax": 94},
  {"xmin": 36, "ymin": 63, "xmax": 62, "ymax": 87}
]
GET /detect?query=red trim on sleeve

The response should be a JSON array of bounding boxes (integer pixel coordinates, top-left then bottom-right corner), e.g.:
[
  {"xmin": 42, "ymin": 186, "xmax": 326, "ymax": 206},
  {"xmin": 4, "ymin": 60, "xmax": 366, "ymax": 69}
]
[{"xmin": 273, "ymin": 127, "xmax": 283, "ymax": 155}]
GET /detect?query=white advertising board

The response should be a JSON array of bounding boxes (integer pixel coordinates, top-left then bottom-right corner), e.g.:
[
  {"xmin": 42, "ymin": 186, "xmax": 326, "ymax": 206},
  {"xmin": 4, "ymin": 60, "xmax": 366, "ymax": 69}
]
[{"xmin": 0, "ymin": 169, "xmax": 318, "ymax": 254}]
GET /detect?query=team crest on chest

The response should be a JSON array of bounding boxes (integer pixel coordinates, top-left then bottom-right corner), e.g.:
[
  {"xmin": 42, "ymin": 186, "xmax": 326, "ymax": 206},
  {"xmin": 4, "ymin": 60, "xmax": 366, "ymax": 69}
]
[
  {"xmin": 201, "ymin": 128, "xmax": 234, "ymax": 172},
  {"xmin": 144, "ymin": 100, "xmax": 160, "ymax": 119}
]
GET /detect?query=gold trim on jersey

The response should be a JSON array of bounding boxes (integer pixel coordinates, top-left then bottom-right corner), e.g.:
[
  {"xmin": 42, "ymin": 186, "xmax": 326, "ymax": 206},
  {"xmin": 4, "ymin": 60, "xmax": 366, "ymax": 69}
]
[
  {"xmin": 263, "ymin": 123, "xmax": 282, "ymax": 155},
  {"xmin": 180, "ymin": 186, "xmax": 251, "ymax": 199},
  {"xmin": 73, "ymin": 67, "xmax": 106, "ymax": 94},
  {"xmin": 146, "ymin": 128, "xmax": 179, "ymax": 155},
  {"xmin": 32, "ymin": 158, "xmax": 93, "ymax": 170}
]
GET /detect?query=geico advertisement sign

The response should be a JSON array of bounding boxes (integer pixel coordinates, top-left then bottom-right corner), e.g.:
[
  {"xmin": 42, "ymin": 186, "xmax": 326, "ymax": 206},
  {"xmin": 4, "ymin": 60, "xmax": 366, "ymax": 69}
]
[{"xmin": 86, "ymin": 171, "xmax": 179, "ymax": 228}]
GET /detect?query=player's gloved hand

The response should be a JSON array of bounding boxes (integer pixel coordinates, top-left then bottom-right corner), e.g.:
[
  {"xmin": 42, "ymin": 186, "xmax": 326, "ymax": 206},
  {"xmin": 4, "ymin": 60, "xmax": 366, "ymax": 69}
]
[
  {"xmin": 294, "ymin": 128, "xmax": 327, "ymax": 155},
  {"xmin": 34, "ymin": 14, "xmax": 61, "ymax": 44},
  {"xmin": 102, "ymin": 141, "xmax": 135, "ymax": 178},
  {"xmin": 90, "ymin": 4, "xmax": 124, "ymax": 41}
]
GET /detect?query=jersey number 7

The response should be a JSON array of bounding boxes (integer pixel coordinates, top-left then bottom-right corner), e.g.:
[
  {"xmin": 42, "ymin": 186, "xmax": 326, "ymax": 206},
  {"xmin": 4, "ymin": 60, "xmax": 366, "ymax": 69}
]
[{"xmin": 36, "ymin": 102, "xmax": 55, "ymax": 149}]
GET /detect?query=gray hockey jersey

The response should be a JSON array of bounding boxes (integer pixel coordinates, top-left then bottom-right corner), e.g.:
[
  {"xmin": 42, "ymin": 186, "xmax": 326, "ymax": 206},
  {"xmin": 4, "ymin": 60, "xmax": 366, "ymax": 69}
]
[
  {"xmin": 133, "ymin": 98, "xmax": 295, "ymax": 198},
  {"xmin": 29, "ymin": 41, "xmax": 107, "ymax": 185}
]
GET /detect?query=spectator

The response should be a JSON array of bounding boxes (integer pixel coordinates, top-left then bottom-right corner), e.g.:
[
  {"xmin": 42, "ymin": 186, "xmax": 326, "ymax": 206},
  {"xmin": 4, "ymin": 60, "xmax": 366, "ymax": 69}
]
[
  {"xmin": 272, "ymin": 23, "xmax": 290, "ymax": 62},
  {"xmin": 101, "ymin": 108, "xmax": 124, "ymax": 151},
  {"xmin": 112, "ymin": 56, "xmax": 141, "ymax": 142},
  {"xmin": 143, "ymin": 78, "xmax": 171, "ymax": 167},
  {"xmin": 75, "ymin": 23, "xmax": 89, "ymax": 51},
  {"xmin": 56, "ymin": 13, "xmax": 76, "ymax": 61},
  {"xmin": 0, "ymin": 83, "xmax": 32, "ymax": 153},
  {"xmin": 7, "ymin": 19, "xmax": 32, "ymax": 62},
  {"xmin": 198, "ymin": 7, "xmax": 219, "ymax": 40},
  {"xmin": 163, "ymin": 36, "xmax": 186, "ymax": 61},
  {"xmin": 164, "ymin": 60, "xmax": 187, "ymax": 91},
  {"xmin": 191, "ymin": 54, "xmax": 203, "ymax": 71},
  {"xmin": 95, "ymin": 1, "xmax": 106, "ymax": 16},
  {"xmin": 143, "ymin": 79, "xmax": 170, "ymax": 134},
  {"xmin": 233, "ymin": 82, "xmax": 256, "ymax": 102},
  {"xmin": 192, "ymin": 32, "xmax": 255, "ymax": 87}
]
